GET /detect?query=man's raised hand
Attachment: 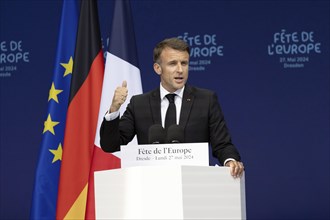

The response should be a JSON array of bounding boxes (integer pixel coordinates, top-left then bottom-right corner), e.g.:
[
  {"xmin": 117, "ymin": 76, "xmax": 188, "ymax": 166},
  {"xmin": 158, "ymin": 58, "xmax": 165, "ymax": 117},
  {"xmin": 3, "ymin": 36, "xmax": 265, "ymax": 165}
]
[{"xmin": 109, "ymin": 80, "xmax": 128, "ymax": 113}]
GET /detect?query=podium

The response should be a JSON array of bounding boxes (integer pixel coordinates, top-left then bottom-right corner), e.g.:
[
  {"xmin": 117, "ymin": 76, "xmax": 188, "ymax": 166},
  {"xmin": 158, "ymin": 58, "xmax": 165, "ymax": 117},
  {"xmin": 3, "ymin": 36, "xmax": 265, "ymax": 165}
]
[{"xmin": 94, "ymin": 165, "xmax": 246, "ymax": 219}]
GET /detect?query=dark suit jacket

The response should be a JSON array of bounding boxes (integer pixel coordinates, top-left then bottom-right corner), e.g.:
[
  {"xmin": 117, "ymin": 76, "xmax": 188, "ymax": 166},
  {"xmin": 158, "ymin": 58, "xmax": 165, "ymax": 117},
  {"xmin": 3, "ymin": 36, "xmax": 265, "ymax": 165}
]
[{"xmin": 100, "ymin": 85, "xmax": 241, "ymax": 165}]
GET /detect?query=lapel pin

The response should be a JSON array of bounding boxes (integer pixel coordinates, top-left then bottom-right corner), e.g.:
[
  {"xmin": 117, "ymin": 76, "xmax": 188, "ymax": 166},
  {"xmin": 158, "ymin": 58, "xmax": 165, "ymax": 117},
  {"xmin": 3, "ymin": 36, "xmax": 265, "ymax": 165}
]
[{"xmin": 187, "ymin": 98, "xmax": 191, "ymax": 102}]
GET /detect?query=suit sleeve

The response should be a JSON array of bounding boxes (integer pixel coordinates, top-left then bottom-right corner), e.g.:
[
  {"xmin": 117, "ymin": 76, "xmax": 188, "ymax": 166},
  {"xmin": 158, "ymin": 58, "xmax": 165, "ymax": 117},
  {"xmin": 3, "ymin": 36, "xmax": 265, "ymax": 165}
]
[
  {"xmin": 208, "ymin": 92, "xmax": 241, "ymax": 165},
  {"xmin": 100, "ymin": 117, "xmax": 121, "ymax": 152},
  {"xmin": 100, "ymin": 97, "xmax": 136, "ymax": 152}
]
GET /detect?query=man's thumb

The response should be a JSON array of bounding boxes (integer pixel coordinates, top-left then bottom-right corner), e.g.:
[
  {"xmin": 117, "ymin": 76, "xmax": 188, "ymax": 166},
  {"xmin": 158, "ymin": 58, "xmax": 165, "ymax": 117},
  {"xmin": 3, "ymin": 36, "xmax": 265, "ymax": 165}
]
[{"xmin": 122, "ymin": 80, "xmax": 127, "ymax": 88}]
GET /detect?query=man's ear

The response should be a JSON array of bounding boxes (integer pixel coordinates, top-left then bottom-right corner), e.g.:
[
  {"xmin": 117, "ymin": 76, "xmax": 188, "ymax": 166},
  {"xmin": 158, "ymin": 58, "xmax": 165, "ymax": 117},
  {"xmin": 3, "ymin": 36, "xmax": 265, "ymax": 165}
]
[{"xmin": 153, "ymin": 63, "xmax": 162, "ymax": 75}]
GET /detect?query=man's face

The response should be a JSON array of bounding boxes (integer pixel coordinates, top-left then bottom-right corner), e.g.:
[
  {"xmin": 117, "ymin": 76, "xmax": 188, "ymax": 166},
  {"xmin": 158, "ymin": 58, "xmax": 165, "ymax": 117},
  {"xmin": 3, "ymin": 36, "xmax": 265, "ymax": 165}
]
[{"xmin": 154, "ymin": 47, "xmax": 189, "ymax": 93}]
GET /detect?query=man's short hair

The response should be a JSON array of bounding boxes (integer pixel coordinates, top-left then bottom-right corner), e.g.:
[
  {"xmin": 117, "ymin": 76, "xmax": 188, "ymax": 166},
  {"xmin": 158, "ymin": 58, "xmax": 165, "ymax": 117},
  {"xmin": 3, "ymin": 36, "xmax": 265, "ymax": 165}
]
[{"xmin": 153, "ymin": 38, "xmax": 190, "ymax": 63}]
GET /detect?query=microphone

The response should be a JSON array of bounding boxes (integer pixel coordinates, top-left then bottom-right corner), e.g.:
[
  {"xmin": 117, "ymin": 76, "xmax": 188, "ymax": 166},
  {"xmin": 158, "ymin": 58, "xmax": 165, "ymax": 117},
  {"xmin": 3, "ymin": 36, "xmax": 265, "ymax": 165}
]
[
  {"xmin": 148, "ymin": 124, "xmax": 166, "ymax": 144},
  {"xmin": 166, "ymin": 124, "xmax": 184, "ymax": 143}
]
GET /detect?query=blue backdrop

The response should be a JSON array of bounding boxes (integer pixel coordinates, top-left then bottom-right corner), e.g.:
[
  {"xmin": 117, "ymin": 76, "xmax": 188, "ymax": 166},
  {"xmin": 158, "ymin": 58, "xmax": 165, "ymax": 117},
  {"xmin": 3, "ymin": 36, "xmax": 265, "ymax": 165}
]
[{"xmin": 0, "ymin": 0, "xmax": 329, "ymax": 219}]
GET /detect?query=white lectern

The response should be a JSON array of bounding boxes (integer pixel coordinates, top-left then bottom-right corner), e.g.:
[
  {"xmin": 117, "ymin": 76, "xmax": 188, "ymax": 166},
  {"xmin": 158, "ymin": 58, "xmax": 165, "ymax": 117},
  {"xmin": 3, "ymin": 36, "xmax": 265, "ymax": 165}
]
[{"xmin": 94, "ymin": 165, "xmax": 246, "ymax": 219}]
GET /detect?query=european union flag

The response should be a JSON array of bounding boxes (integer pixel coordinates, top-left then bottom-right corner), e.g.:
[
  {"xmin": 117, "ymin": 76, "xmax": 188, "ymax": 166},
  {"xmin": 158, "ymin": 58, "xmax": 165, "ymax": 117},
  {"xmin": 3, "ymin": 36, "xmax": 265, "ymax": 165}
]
[{"xmin": 30, "ymin": 0, "xmax": 78, "ymax": 219}]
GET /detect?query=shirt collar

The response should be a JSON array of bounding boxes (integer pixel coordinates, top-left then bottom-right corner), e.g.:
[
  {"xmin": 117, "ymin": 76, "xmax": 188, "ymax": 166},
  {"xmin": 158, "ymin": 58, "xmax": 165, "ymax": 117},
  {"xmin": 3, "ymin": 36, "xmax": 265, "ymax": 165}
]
[{"xmin": 160, "ymin": 83, "xmax": 184, "ymax": 100}]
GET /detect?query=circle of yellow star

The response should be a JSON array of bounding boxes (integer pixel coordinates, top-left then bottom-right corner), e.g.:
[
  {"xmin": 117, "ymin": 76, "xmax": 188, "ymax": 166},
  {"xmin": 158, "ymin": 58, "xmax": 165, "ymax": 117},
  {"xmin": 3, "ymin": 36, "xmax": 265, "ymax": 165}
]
[
  {"xmin": 49, "ymin": 143, "xmax": 63, "ymax": 163},
  {"xmin": 61, "ymin": 56, "xmax": 73, "ymax": 77},
  {"xmin": 48, "ymin": 82, "xmax": 63, "ymax": 103},
  {"xmin": 43, "ymin": 114, "xmax": 60, "ymax": 135}
]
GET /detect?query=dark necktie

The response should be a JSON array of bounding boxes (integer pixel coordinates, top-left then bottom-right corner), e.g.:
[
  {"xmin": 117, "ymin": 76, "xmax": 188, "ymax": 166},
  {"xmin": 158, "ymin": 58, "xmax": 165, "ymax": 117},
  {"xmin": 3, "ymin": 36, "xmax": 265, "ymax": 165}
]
[{"xmin": 165, "ymin": 94, "xmax": 176, "ymax": 129}]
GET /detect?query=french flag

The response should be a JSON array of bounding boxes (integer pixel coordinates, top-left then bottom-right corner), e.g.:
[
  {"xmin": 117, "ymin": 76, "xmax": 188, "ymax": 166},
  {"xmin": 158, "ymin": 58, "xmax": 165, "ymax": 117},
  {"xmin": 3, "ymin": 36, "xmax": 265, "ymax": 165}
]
[{"xmin": 85, "ymin": 0, "xmax": 142, "ymax": 219}]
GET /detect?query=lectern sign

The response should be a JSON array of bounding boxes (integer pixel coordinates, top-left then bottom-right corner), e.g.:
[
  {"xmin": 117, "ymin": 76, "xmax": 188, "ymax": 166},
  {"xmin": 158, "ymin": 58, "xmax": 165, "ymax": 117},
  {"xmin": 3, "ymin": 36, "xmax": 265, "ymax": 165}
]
[{"xmin": 120, "ymin": 142, "xmax": 209, "ymax": 168}]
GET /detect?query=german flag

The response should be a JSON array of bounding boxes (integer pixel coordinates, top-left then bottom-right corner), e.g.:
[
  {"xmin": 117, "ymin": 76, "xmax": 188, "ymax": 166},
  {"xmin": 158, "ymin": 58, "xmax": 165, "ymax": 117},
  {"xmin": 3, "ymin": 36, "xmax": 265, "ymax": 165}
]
[{"xmin": 56, "ymin": 0, "xmax": 104, "ymax": 219}]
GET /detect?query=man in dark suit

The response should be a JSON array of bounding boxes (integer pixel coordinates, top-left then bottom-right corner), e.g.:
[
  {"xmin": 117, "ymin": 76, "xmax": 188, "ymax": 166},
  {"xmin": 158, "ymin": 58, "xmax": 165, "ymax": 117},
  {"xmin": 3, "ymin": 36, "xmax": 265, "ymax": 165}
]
[{"xmin": 100, "ymin": 37, "xmax": 244, "ymax": 178}]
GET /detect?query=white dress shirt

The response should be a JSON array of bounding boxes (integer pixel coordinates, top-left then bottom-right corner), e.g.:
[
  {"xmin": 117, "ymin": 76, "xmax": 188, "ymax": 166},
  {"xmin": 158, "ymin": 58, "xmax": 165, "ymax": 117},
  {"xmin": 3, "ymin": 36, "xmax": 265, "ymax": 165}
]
[{"xmin": 159, "ymin": 84, "xmax": 184, "ymax": 128}]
